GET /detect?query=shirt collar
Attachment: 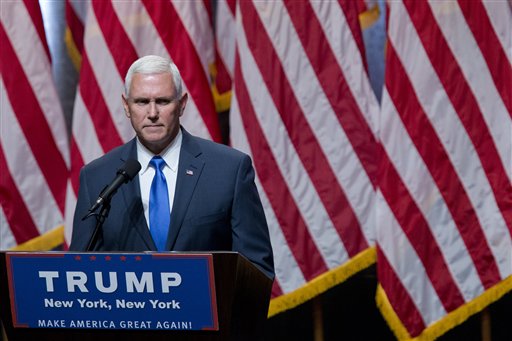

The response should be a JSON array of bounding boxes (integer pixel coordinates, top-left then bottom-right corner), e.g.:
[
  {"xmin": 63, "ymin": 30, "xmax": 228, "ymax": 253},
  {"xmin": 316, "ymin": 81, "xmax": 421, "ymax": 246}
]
[{"xmin": 136, "ymin": 129, "xmax": 182, "ymax": 174}]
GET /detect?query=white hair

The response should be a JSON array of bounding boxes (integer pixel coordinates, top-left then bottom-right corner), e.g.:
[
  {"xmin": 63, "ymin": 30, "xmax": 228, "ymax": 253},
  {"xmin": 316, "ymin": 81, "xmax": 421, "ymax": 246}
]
[{"xmin": 124, "ymin": 55, "xmax": 183, "ymax": 97}]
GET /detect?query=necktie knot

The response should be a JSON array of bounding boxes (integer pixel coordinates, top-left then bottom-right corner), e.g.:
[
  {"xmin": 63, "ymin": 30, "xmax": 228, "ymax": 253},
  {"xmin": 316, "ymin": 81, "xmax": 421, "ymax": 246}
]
[{"xmin": 150, "ymin": 156, "xmax": 166, "ymax": 172}]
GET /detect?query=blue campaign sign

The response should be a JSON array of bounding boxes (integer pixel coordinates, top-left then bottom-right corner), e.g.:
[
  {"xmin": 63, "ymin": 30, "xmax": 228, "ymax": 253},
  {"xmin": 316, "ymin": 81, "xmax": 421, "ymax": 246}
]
[{"xmin": 6, "ymin": 252, "xmax": 218, "ymax": 331}]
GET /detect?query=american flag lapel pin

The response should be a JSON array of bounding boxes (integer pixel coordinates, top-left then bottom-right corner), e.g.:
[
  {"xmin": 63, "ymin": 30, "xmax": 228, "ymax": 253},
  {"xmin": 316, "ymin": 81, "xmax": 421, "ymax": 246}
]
[{"xmin": 186, "ymin": 169, "xmax": 194, "ymax": 176}]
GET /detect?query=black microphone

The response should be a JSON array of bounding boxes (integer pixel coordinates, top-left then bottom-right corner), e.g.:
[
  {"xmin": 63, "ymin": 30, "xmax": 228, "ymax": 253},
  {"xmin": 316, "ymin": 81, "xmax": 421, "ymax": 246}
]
[{"xmin": 83, "ymin": 159, "xmax": 141, "ymax": 219}]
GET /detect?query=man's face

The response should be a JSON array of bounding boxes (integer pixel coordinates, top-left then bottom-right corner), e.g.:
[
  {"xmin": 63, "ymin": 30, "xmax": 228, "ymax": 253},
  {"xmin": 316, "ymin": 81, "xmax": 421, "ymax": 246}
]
[{"xmin": 122, "ymin": 72, "xmax": 188, "ymax": 154}]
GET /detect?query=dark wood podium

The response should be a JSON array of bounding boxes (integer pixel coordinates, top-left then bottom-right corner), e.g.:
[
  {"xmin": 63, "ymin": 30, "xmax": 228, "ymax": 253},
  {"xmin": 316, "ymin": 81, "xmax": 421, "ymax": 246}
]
[{"xmin": 0, "ymin": 251, "xmax": 272, "ymax": 341}]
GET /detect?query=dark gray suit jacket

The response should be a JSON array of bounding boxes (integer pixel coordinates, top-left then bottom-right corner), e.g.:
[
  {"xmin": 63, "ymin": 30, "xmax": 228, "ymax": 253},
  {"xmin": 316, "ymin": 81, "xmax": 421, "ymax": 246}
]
[{"xmin": 70, "ymin": 128, "xmax": 274, "ymax": 278}]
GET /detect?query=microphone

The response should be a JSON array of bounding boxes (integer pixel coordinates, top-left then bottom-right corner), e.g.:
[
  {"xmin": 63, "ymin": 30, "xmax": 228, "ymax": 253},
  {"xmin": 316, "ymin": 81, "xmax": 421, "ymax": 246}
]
[{"xmin": 83, "ymin": 159, "xmax": 141, "ymax": 219}]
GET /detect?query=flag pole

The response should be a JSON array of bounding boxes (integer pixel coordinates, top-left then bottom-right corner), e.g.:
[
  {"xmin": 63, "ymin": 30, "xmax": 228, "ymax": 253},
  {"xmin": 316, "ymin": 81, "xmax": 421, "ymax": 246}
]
[
  {"xmin": 481, "ymin": 307, "xmax": 491, "ymax": 341},
  {"xmin": 313, "ymin": 296, "xmax": 324, "ymax": 341}
]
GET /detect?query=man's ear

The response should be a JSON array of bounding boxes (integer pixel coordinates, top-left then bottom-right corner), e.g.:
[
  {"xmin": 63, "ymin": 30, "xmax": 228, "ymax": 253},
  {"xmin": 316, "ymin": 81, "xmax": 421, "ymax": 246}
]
[
  {"xmin": 179, "ymin": 93, "xmax": 188, "ymax": 117},
  {"xmin": 121, "ymin": 94, "xmax": 130, "ymax": 118}
]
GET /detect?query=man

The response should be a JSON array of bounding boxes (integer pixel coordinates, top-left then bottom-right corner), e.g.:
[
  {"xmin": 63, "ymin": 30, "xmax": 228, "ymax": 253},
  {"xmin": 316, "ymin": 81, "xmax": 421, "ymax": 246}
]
[{"xmin": 70, "ymin": 55, "xmax": 274, "ymax": 279}]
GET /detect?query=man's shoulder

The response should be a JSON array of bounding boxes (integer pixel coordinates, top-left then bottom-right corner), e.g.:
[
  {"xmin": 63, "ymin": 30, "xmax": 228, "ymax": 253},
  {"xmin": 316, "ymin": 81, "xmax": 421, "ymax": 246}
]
[{"xmin": 190, "ymin": 134, "xmax": 248, "ymax": 161}]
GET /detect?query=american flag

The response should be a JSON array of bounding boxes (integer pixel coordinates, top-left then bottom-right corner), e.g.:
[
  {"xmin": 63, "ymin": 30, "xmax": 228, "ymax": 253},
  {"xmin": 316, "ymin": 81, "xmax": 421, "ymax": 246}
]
[
  {"xmin": 65, "ymin": 0, "xmax": 86, "ymax": 70},
  {"xmin": 3, "ymin": 1, "xmax": 511, "ymax": 339},
  {"xmin": 376, "ymin": 0, "xmax": 512, "ymax": 339},
  {"xmin": 229, "ymin": 0, "xmax": 380, "ymax": 315},
  {"xmin": 63, "ymin": 0, "xmax": 222, "ymax": 243},
  {"xmin": 213, "ymin": 0, "xmax": 235, "ymax": 113},
  {"xmin": 0, "ymin": 0, "xmax": 69, "ymax": 250}
]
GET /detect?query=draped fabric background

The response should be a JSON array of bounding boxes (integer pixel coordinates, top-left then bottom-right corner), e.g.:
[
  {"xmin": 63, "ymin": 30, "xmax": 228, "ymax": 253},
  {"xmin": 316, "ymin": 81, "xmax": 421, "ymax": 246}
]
[
  {"xmin": 229, "ymin": 0, "xmax": 379, "ymax": 316},
  {"xmin": 1, "ymin": 0, "xmax": 69, "ymax": 250},
  {"xmin": 377, "ymin": 1, "xmax": 512, "ymax": 339},
  {"xmin": 1, "ymin": 1, "xmax": 511, "ymax": 340}
]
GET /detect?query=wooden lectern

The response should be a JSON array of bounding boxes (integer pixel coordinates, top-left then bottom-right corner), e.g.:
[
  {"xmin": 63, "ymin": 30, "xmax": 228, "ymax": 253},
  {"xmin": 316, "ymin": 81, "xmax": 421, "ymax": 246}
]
[{"xmin": 0, "ymin": 251, "xmax": 272, "ymax": 341}]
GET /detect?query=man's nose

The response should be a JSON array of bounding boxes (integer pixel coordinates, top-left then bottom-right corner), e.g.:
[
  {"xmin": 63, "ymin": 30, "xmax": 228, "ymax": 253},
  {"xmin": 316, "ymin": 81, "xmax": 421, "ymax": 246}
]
[{"xmin": 148, "ymin": 101, "xmax": 159, "ymax": 117}]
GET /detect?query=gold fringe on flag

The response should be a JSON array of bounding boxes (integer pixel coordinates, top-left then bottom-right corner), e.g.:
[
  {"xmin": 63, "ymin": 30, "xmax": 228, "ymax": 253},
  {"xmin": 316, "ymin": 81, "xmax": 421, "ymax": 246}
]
[
  {"xmin": 376, "ymin": 276, "xmax": 512, "ymax": 341},
  {"xmin": 268, "ymin": 247, "xmax": 376, "ymax": 317},
  {"xmin": 211, "ymin": 84, "xmax": 232, "ymax": 113},
  {"xmin": 10, "ymin": 226, "xmax": 65, "ymax": 251},
  {"xmin": 359, "ymin": 4, "xmax": 381, "ymax": 30},
  {"xmin": 209, "ymin": 62, "xmax": 232, "ymax": 113},
  {"xmin": 64, "ymin": 27, "xmax": 82, "ymax": 71}
]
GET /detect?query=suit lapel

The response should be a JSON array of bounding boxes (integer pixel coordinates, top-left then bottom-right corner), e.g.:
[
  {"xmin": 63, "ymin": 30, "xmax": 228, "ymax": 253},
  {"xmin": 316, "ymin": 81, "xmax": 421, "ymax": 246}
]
[
  {"xmin": 119, "ymin": 139, "xmax": 157, "ymax": 251},
  {"xmin": 166, "ymin": 129, "xmax": 204, "ymax": 250}
]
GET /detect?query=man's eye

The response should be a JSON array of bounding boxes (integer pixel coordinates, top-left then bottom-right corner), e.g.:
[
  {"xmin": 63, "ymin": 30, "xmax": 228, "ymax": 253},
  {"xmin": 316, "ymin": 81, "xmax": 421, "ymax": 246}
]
[
  {"xmin": 155, "ymin": 99, "xmax": 171, "ymax": 105},
  {"xmin": 134, "ymin": 99, "xmax": 150, "ymax": 105}
]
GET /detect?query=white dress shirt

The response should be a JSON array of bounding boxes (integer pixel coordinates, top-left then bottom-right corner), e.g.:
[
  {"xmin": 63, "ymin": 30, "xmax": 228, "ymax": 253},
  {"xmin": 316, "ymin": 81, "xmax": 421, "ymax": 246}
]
[{"xmin": 136, "ymin": 130, "xmax": 182, "ymax": 230}]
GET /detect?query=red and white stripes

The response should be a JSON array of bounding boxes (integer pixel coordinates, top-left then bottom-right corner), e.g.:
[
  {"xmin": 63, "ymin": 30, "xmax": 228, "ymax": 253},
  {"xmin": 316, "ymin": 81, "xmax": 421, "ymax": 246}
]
[
  {"xmin": 214, "ymin": 0, "xmax": 236, "ymax": 96},
  {"xmin": 377, "ymin": 0, "xmax": 512, "ymax": 338},
  {"xmin": 1, "ymin": 0, "xmax": 69, "ymax": 249},
  {"xmin": 230, "ymin": 0, "xmax": 379, "ymax": 309},
  {"xmin": 65, "ymin": 0, "xmax": 86, "ymax": 68},
  {"xmin": 4, "ymin": 2, "xmax": 511, "ymax": 338}
]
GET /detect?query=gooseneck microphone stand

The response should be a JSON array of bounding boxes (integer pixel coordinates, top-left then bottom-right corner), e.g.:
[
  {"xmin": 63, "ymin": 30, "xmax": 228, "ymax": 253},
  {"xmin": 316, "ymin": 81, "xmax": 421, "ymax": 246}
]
[
  {"xmin": 83, "ymin": 196, "xmax": 112, "ymax": 252},
  {"xmin": 79, "ymin": 159, "xmax": 142, "ymax": 251}
]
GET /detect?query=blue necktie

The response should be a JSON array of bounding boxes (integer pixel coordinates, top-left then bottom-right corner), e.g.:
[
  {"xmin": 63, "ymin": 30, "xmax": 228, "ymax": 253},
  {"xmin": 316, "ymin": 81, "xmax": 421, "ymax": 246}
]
[{"xmin": 149, "ymin": 156, "xmax": 170, "ymax": 251}]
